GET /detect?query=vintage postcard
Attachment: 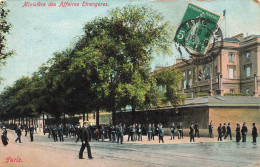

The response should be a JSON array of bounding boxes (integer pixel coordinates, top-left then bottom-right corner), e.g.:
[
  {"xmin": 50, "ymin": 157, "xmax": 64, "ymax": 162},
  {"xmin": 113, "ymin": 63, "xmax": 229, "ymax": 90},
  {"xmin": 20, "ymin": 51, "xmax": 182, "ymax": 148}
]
[{"xmin": 0, "ymin": 0, "xmax": 259, "ymax": 166}]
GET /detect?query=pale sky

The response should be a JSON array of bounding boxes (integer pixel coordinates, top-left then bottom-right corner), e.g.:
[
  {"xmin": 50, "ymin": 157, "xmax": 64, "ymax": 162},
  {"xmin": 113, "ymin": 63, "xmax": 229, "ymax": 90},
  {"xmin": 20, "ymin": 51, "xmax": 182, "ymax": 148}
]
[{"xmin": 0, "ymin": 0, "xmax": 259, "ymax": 91}]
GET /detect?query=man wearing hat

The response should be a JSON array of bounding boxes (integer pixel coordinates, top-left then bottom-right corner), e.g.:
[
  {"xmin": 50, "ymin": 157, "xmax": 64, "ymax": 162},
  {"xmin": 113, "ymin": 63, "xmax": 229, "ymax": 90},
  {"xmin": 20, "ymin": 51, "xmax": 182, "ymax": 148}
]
[
  {"xmin": 76, "ymin": 121, "xmax": 93, "ymax": 159},
  {"xmin": 241, "ymin": 122, "xmax": 248, "ymax": 142},
  {"xmin": 15, "ymin": 126, "xmax": 22, "ymax": 143}
]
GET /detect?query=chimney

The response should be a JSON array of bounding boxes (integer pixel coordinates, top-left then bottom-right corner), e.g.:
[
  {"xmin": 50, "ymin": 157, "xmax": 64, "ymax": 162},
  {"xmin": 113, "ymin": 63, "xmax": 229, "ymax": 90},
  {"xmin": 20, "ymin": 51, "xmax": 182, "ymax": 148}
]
[
  {"xmin": 232, "ymin": 33, "xmax": 244, "ymax": 42},
  {"xmin": 176, "ymin": 59, "xmax": 184, "ymax": 64}
]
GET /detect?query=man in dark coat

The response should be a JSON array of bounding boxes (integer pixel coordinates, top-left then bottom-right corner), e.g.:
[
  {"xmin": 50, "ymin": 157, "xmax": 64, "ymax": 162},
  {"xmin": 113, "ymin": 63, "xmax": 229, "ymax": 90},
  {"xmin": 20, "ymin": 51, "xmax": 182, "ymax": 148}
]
[
  {"xmin": 190, "ymin": 123, "xmax": 195, "ymax": 142},
  {"xmin": 208, "ymin": 122, "xmax": 213, "ymax": 138},
  {"xmin": 58, "ymin": 124, "xmax": 64, "ymax": 142},
  {"xmin": 76, "ymin": 121, "xmax": 93, "ymax": 159},
  {"xmin": 52, "ymin": 125, "xmax": 58, "ymax": 142},
  {"xmin": 117, "ymin": 123, "xmax": 124, "ymax": 144},
  {"xmin": 158, "ymin": 124, "xmax": 164, "ymax": 143},
  {"xmin": 151, "ymin": 124, "xmax": 155, "ymax": 140},
  {"xmin": 194, "ymin": 122, "xmax": 199, "ymax": 138},
  {"xmin": 222, "ymin": 123, "xmax": 226, "ymax": 139},
  {"xmin": 236, "ymin": 124, "xmax": 241, "ymax": 142},
  {"xmin": 225, "ymin": 123, "xmax": 232, "ymax": 140},
  {"xmin": 170, "ymin": 123, "xmax": 175, "ymax": 140},
  {"xmin": 29, "ymin": 125, "xmax": 34, "ymax": 142},
  {"xmin": 252, "ymin": 123, "xmax": 257, "ymax": 143},
  {"xmin": 147, "ymin": 124, "xmax": 152, "ymax": 141},
  {"xmin": 127, "ymin": 125, "xmax": 133, "ymax": 142},
  {"xmin": 241, "ymin": 122, "xmax": 248, "ymax": 142},
  {"xmin": 15, "ymin": 126, "xmax": 22, "ymax": 143},
  {"xmin": 217, "ymin": 123, "xmax": 222, "ymax": 141},
  {"xmin": 25, "ymin": 125, "xmax": 28, "ymax": 137},
  {"xmin": 178, "ymin": 123, "xmax": 183, "ymax": 139}
]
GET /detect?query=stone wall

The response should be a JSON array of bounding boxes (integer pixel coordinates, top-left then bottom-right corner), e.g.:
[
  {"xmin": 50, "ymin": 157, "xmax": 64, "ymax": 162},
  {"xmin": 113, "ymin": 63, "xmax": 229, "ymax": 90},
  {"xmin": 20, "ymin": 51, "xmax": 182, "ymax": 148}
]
[{"xmin": 209, "ymin": 107, "xmax": 260, "ymax": 136}]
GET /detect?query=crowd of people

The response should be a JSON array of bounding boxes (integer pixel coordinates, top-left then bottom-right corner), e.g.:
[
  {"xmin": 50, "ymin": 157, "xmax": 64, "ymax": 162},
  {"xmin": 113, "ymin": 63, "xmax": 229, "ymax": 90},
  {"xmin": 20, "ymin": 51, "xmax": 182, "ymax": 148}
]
[{"xmin": 1, "ymin": 121, "xmax": 258, "ymax": 147}]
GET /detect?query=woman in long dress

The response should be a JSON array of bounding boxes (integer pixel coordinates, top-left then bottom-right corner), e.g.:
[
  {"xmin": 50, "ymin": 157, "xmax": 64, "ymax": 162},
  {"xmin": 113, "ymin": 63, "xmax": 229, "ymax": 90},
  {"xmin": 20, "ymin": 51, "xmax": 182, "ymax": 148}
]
[{"xmin": 1, "ymin": 126, "xmax": 9, "ymax": 146}]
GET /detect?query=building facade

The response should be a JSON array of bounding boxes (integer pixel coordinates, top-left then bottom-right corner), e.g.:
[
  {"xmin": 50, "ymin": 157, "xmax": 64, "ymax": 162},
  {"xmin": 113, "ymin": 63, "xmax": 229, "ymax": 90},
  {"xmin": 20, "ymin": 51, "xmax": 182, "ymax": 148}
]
[{"xmin": 156, "ymin": 33, "xmax": 260, "ymax": 96}]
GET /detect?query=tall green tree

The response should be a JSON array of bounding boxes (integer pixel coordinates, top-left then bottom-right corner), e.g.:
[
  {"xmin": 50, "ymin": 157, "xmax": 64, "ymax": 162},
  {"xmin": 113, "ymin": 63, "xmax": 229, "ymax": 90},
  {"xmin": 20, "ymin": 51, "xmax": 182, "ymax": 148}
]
[{"xmin": 154, "ymin": 68, "xmax": 184, "ymax": 109}]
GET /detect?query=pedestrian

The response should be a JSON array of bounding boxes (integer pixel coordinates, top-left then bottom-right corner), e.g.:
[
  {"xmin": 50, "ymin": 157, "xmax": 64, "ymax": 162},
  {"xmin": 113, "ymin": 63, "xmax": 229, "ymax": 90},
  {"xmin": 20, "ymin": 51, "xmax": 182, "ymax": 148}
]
[
  {"xmin": 170, "ymin": 123, "xmax": 175, "ymax": 140},
  {"xmin": 76, "ymin": 121, "xmax": 93, "ymax": 159},
  {"xmin": 25, "ymin": 125, "xmax": 28, "ymax": 137},
  {"xmin": 52, "ymin": 125, "xmax": 58, "ymax": 142},
  {"xmin": 137, "ymin": 124, "xmax": 142, "ymax": 141},
  {"xmin": 147, "ymin": 124, "xmax": 152, "ymax": 141},
  {"xmin": 252, "ymin": 123, "xmax": 258, "ymax": 143},
  {"xmin": 158, "ymin": 124, "xmax": 164, "ymax": 143},
  {"xmin": 225, "ymin": 123, "xmax": 232, "ymax": 140},
  {"xmin": 34, "ymin": 125, "xmax": 37, "ymax": 134},
  {"xmin": 47, "ymin": 125, "xmax": 51, "ymax": 138},
  {"xmin": 222, "ymin": 123, "xmax": 226, "ymax": 139},
  {"xmin": 178, "ymin": 123, "xmax": 183, "ymax": 139},
  {"xmin": 194, "ymin": 122, "xmax": 199, "ymax": 138},
  {"xmin": 236, "ymin": 124, "xmax": 241, "ymax": 142},
  {"xmin": 189, "ymin": 123, "xmax": 195, "ymax": 142},
  {"xmin": 133, "ymin": 124, "xmax": 137, "ymax": 141},
  {"xmin": 29, "ymin": 125, "xmax": 34, "ymax": 142},
  {"xmin": 117, "ymin": 123, "xmax": 124, "ymax": 144},
  {"xmin": 58, "ymin": 124, "xmax": 64, "ymax": 142},
  {"xmin": 217, "ymin": 123, "xmax": 222, "ymax": 141},
  {"xmin": 15, "ymin": 126, "xmax": 22, "ymax": 143},
  {"xmin": 111, "ymin": 125, "xmax": 116, "ymax": 142},
  {"xmin": 1, "ymin": 126, "xmax": 8, "ymax": 146},
  {"xmin": 100, "ymin": 125, "xmax": 105, "ymax": 141},
  {"xmin": 151, "ymin": 124, "xmax": 155, "ymax": 140},
  {"xmin": 241, "ymin": 122, "xmax": 248, "ymax": 142},
  {"xmin": 209, "ymin": 121, "xmax": 213, "ymax": 138},
  {"xmin": 94, "ymin": 128, "xmax": 100, "ymax": 141},
  {"xmin": 127, "ymin": 125, "xmax": 133, "ymax": 142}
]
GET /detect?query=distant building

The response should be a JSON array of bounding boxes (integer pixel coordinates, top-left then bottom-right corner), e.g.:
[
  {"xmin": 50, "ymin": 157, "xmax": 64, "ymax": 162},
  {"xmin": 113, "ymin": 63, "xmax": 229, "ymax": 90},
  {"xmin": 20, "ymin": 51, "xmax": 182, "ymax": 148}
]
[{"xmin": 155, "ymin": 33, "xmax": 260, "ymax": 96}]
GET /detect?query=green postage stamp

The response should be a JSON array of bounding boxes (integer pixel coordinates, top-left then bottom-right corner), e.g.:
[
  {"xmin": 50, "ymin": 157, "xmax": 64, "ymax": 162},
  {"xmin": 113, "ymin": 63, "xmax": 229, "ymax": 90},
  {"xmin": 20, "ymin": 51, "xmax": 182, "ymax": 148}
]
[{"xmin": 174, "ymin": 3, "xmax": 223, "ymax": 56}]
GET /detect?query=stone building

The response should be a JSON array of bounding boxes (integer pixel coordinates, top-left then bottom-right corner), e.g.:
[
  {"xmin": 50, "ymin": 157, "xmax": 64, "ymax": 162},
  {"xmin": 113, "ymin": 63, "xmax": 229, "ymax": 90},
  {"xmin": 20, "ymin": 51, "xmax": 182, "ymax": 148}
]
[
  {"xmin": 113, "ymin": 33, "xmax": 260, "ymax": 136},
  {"xmin": 156, "ymin": 33, "xmax": 260, "ymax": 96}
]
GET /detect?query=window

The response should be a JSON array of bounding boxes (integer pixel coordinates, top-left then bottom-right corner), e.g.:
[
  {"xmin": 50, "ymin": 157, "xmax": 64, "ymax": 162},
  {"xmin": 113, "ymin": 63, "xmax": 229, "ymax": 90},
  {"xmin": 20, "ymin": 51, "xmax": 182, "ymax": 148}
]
[
  {"xmin": 246, "ymin": 89, "xmax": 250, "ymax": 94},
  {"xmin": 183, "ymin": 72, "xmax": 186, "ymax": 77},
  {"xmin": 188, "ymin": 70, "xmax": 191, "ymax": 75},
  {"xmin": 230, "ymin": 89, "xmax": 235, "ymax": 94},
  {"xmin": 189, "ymin": 79, "xmax": 192, "ymax": 87},
  {"xmin": 246, "ymin": 66, "xmax": 251, "ymax": 77},
  {"xmin": 228, "ymin": 68, "xmax": 234, "ymax": 79},
  {"xmin": 246, "ymin": 52, "xmax": 250, "ymax": 60},
  {"xmin": 183, "ymin": 80, "xmax": 186, "ymax": 89},
  {"xmin": 228, "ymin": 53, "xmax": 234, "ymax": 62}
]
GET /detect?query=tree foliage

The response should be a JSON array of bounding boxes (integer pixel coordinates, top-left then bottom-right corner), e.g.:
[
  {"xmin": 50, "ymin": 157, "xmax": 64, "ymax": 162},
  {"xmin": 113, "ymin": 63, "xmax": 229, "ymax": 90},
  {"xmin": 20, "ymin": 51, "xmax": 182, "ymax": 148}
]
[{"xmin": 0, "ymin": 5, "xmax": 183, "ymax": 124}]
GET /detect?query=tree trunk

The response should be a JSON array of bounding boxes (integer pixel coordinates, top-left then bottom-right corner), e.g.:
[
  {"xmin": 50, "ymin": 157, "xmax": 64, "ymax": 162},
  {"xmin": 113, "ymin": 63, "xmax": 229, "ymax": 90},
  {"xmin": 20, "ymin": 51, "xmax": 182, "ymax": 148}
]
[
  {"xmin": 26, "ymin": 118, "xmax": 28, "ymax": 126},
  {"xmin": 86, "ymin": 111, "xmax": 89, "ymax": 121},
  {"xmin": 112, "ymin": 109, "xmax": 116, "ymax": 125},
  {"xmin": 42, "ymin": 113, "xmax": 45, "ymax": 127},
  {"xmin": 93, "ymin": 110, "xmax": 95, "ymax": 119},
  {"xmin": 47, "ymin": 115, "xmax": 49, "ymax": 126},
  {"xmin": 29, "ymin": 117, "xmax": 30, "ymax": 127},
  {"xmin": 83, "ymin": 111, "xmax": 85, "ymax": 122},
  {"xmin": 96, "ymin": 108, "xmax": 100, "ymax": 127},
  {"xmin": 63, "ymin": 112, "xmax": 66, "ymax": 125}
]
